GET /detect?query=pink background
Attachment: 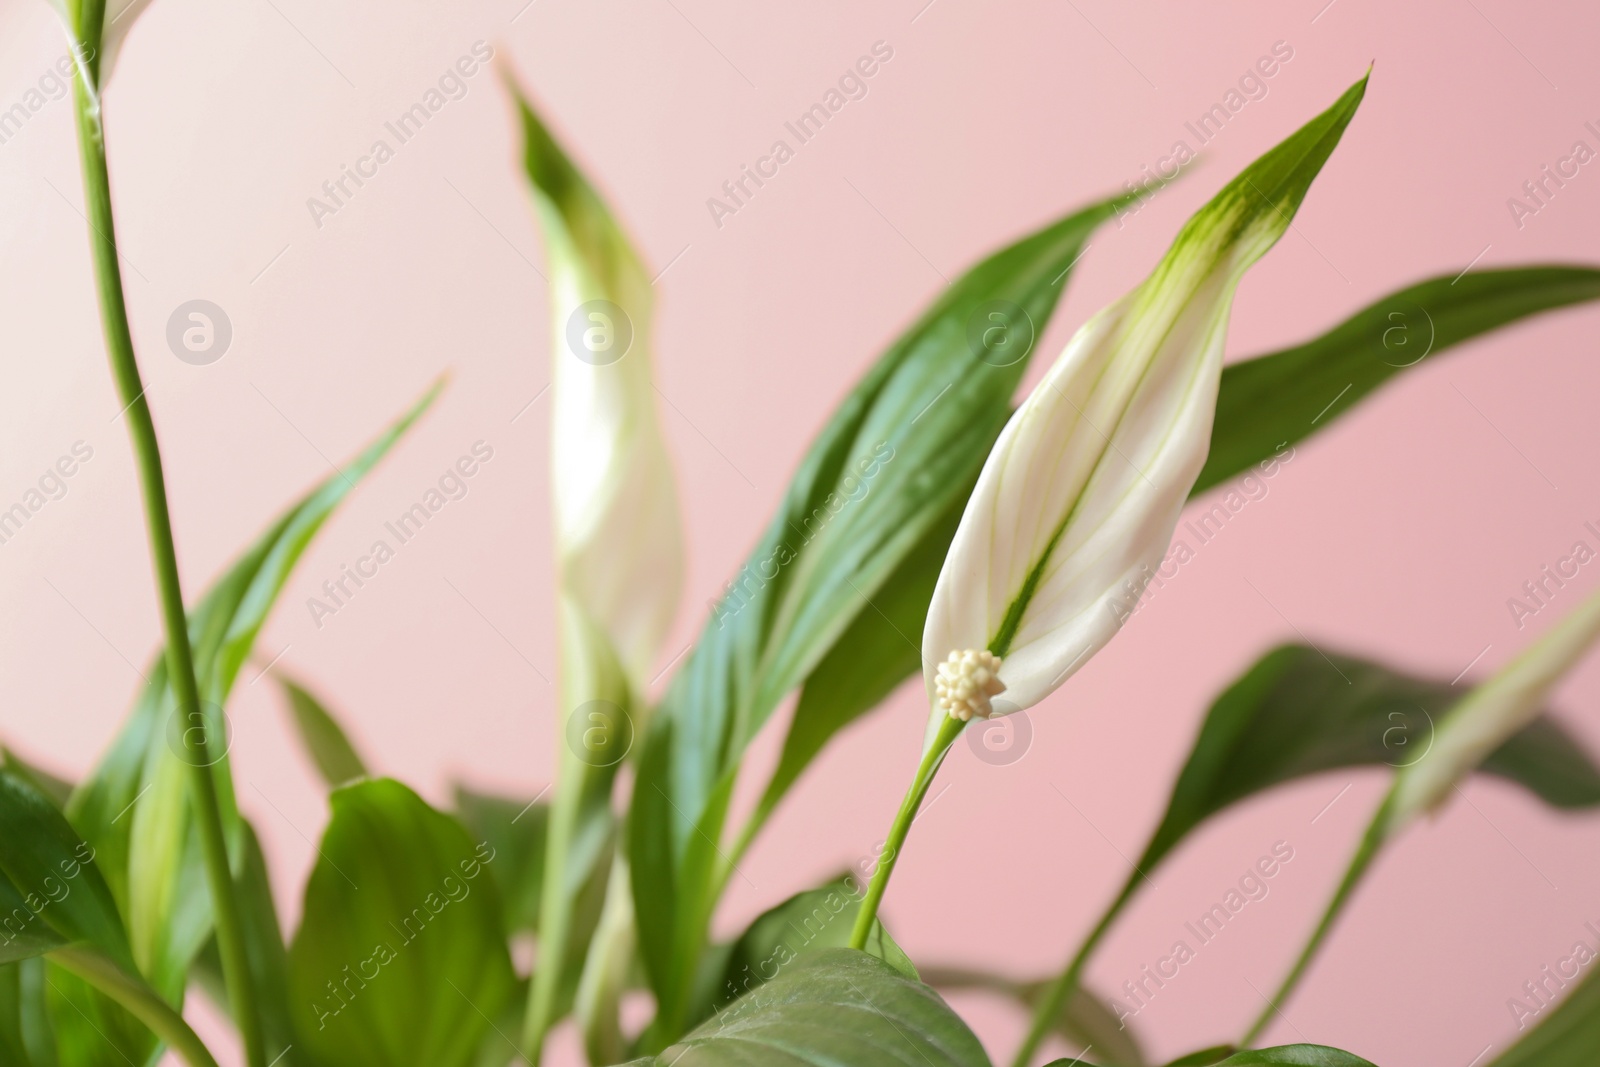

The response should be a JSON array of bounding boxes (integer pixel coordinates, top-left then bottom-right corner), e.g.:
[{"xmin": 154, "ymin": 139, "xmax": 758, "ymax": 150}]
[{"xmin": 2, "ymin": 1, "xmax": 1599, "ymax": 1064}]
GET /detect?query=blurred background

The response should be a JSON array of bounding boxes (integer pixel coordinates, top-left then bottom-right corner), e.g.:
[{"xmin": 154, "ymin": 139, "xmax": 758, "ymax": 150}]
[{"xmin": 1, "ymin": 1, "xmax": 1598, "ymax": 1064}]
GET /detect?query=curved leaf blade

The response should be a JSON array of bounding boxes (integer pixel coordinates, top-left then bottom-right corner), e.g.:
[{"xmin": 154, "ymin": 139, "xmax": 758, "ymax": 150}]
[
  {"xmin": 1490, "ymin": 961, "xmax": 1600, "ymax": 1066},
  {"xmin": 640, "ymin": 949, "xmax": 990, "ymax": 1067},
  {"xmin": 278, "ymin": 677, "xmax": 368, "ymax": 788},
  {"xmin": 1195, "ymin": 266, "xmax": 1600, "ymax": 495},
  {"xmin": 287, "ymin": 778, "xmax": 515, "ymax": 1067}
]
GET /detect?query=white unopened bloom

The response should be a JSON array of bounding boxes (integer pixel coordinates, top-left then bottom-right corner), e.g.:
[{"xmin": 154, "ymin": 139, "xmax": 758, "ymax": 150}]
[
  {"xmin": 1386, "ymin": 588, "xmax": 1600, "ymax": 835},
  {"xmin": 922, "ymin": 76, "xmax": 1367, "ymax": 742},
  {"xmin": 520, "ymin": 95, "xmax": 683, "ymax": 692}
]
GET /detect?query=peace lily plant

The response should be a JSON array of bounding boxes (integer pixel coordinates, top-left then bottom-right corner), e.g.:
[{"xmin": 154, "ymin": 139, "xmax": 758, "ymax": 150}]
[{"xmin": 7, "ymin": 5, "xmax": 1600, "ymax": 1067}]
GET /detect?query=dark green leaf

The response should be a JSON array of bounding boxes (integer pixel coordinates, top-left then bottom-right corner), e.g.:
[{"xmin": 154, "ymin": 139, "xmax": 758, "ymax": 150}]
[
  {"xmin": 0, "ymin": 752, "xmax": 74, "ymax": 813},
  {"xmin": 42, "ymin": 960, "xmax": 155, "ymax": 1067},
  {"xmin": 1160, "ymin": 1045, "xmax": 1235, "ymax": 1066},
  {"xmin": 1196, "ymin": 266, "xmax": 1600, "ymax": 495},
  {"xmin": 65, "ymin": 380, "xmax": 441, "ymax": 1003},
  {"xmin": 1166, "ymin": 1048, "xmax": 1375, "ymax": 1067},
  {"xmin": 287, "ymin": 778, "xmax": 515, "ymax": 1067},
  {"xmin": 279, "ymin": 677, "xmax": 369, "ymax": 788},
  {"xmin": 686, "ymin": 875, "xmax": 915, "ymax": 1034},
  {"xmin": 637, "ymin": 949, "xmax": 990, "ymax": 1067},
  {"xmin": 1139, "ymin": 644, "xmax": 1600, "ymax": 874},
  {"xmin": 0, "ymin": 772, "xmax": 130, "ymax": 972},
  {"xmin": 1490, "ymin": 961, "xmax": 1600, "ymax": 1066},
  {"xmin": 629, "ymin": 193, "xmax": 1126, "ymax": 1033},
  {"xmin": 452, "ymin": 786, "xmax": 549, "ymax": 935}
]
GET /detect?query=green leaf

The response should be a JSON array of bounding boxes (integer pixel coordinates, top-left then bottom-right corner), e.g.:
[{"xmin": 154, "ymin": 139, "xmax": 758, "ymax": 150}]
[
  {"xmin": 1196, "ymin": 266, "xmax": 1600, "ymax": 495},
  {"xmin": 0, "ymin": 752, "xmax": 74, "ymax": 813},
  {"xmin": 636, "ymin": 949, "xmax": 990, "ymax": 1067},
  {"xmin": 0, "ymin": 772, "xmax": 130, "ymax": 972},
  {"xmin": 452, "ymin": 786, "xmax": 549, "ymax": 935},
  {"xmin": 682, "ymin": 875, "xmax": 916, "ymax": 1035},
  {"xmin": 42, "ymin": 960, "xmax": 156, "ymax": 1067},
  {"xmin": 65, "ymin": 379, "xmax": 441, "ymax": 1004},
  {"xmin": 287, "ymin": 778, "xmax": 515, "ymax": 1067},
  {"xmin": 1147, "ymin": 1048, "xmax": 1377, "ymax": 1067},
  {"xmin": 1139, "ymin": 644, "xmax": 1600, "ymax": 874},
  {"xmin": 920, "ymin": 966, "xmax": 1145, "ymax": 1067},
  {"xmin": 629, "ymin": 192, "xmax": 1126, "ymax": 1034},
  {"xmin": 0, "ymin": 960, "xmax": 55, "ymax": 1066},
  {"xmin": 1489, "ymin": 961, "xmax": 1600, "ymax": 1066},
  {"xmin": 278, "ymin": 677, "xmax": 369, "ymax": 788}
]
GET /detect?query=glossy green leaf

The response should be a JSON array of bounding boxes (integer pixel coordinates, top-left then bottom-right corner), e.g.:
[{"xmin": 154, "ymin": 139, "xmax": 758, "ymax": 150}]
[
  {"xmin": 279, "ymin": 677, "xmax": 369, "ymax": 788},
  {"xmin": 1139, "ymin": 644, "xmax": 1600, "ymax": 874},
  {"xmin": 1147, "ymin": 1048, "xmax": 1376, "ymax": 1067},
  {"xmin": 682, "ymin": 875, "xmax": 916, "ymax": 1036},
  {"xmin": 452, "ymin": 786, "xmax": 550, "ymax": 935},
  {"xmin": 43, "ymin": 960, "xmax": 156, "ymax": 1067},
  {"xmin": 287, "ymin": 778, "xmax": 515, "ymax": 1067},
  {"xmin": 1195, "ymin": 266, "xmax": 1600, "ymax": 495},
  {"xmin": 65, "ymin": 379, "xmax": 441, "ymax": 1004},
  {"xmin": 633, "ymin": 949, "xmax": 990, "ymax": 1067},
  {"xmin": 0, "ymin": 752, "xmax": 74, "ymax": 813},
  {"xmin": 920, "ymin": 965, "xmax": 1144, "ymax": 1067},
  {"xmin": 1161, "ymin": 1046, "xmax": 1236, "ymax": 1066},
  {"xmin": 629, "ymin": 192, "xmax": 1126, "ymax": 1035},
  {"xmin": 1489, "ymin": 960, "xmax": 1600, "ymax": 1066}
]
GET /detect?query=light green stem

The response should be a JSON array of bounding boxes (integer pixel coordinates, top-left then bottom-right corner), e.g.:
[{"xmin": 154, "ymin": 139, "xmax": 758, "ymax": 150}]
[
  {"xmin": 1010, "ymin": 866, "xmax": 1141, "ymax": 1067},
  {"xmin": 848, "ymin": 716, "xmax": 966, "ymax": 950},
  {"xmin": 68, "ymin": 31, "xmax": 266, "ymax": 1067},
  {"xmin": 1239, "ymin": 793, "xmax": 1391, "ymax": 1048},
  {"xmin": 50, "ymin": 945, "xmax": 219, "ymax": 1067}
]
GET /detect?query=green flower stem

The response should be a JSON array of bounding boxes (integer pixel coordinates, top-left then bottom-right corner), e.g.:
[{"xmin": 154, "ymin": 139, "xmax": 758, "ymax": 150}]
[
  {"xmin": 1010, "ymin": 867, "xmax": 1141, "ymax": 1067},
  {"xmin": 69, "ymin": 64, "xmax": 267, "ymax": 1067},
  {"xmin": 50, "ymin": 945, "xmax": 220, "ymax": 1067},
  {"xmin": 848, "ymin": 715, "xmax": 966, "ymax": 951},
  {"xmin": 1239, "ymin": 792, "xmax": 1392, "ymax": 1048}
]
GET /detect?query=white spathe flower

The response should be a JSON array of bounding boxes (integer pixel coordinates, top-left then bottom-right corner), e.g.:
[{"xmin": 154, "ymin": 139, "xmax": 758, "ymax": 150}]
[
  {"xmin": 922, "ymin": 75, "xmax": 1367, "ymax": 742},
  {"xmin": 1386, "ymin": 588, "xmax": 1600, "ymax": 835},
  {"xmin": 519, "ymin": 93, "xmax": 684, "ymax": 692},
  {"xmin": 47, "ymin": 0, "xmax": 155, "ymax": 84}
]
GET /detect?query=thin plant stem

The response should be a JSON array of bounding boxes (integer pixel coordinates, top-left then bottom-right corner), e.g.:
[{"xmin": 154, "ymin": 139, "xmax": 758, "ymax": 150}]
[
  {"xmin": 848, "ymin": 715, "xmax": 966, "ymax": 950},
  {"xmin": 50, "ymin": 945, "xmax": 220, "ymax": 1067},
  {"xmin": 1010, "ymin": 866, "xmax": 1141, "ymax": 1067},
  {"xmin": 68, "ymin": 40, "xmax": 267, "ymax": 1067},
  {"xmin": 1239, "ymin": 793, "xmax": 1392, "ymax": 1048}
]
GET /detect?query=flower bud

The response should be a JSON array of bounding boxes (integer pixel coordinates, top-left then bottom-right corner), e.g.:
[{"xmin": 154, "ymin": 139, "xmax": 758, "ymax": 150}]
[{"xmin": 922, "ymin": 75, "xmax": 1367, "ymax": 742}]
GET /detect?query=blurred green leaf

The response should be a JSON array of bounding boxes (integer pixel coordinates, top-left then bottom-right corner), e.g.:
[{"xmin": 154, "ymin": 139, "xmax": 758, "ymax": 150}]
[
  {"xmin": 1139, "ymin": 644, "xmax": 1600, "ymax": 874},
  {"xmin": 0, "ymin": 771, "xmax": 130, "ymax": 972},
  {"xmin": 278, "ymin": 678, "xmax": 368, "ymax": 788},
  {"xmin": 452, "ymin": 786, "xmax": 549, "ymax": 935},
  {"xmin": 921, "ymin": 965, "xmax": 1144, "ymax": 1067},
  {"xmin": 1489, "ymin": 961, "xmax": 1600, "ymax": 1066},
  {"xmin": 287, "ymin": 778, "xmax": 515, "ymax": 1067},
  {"xmin": 634, "ymin": 949, "xmax": 990, "ymax": 1067},
  {"xmin": 65, "ymin": 380, "xmax": 441, "ymax": 1005},
  {"xmin": 1196, "ymin": 266, "xmax": 1600, "ymax": 495},
  {"xmin": 1142, "ymin": 1048, "xmax": 1376, "ymax": 1067},
  {"xmin": 628, "ymin": 193, "xmax": 1127, "ymax": 1035},
  {"xmin": 0, "ymin": 752, "xmax": 74, "ymax": 813}
]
